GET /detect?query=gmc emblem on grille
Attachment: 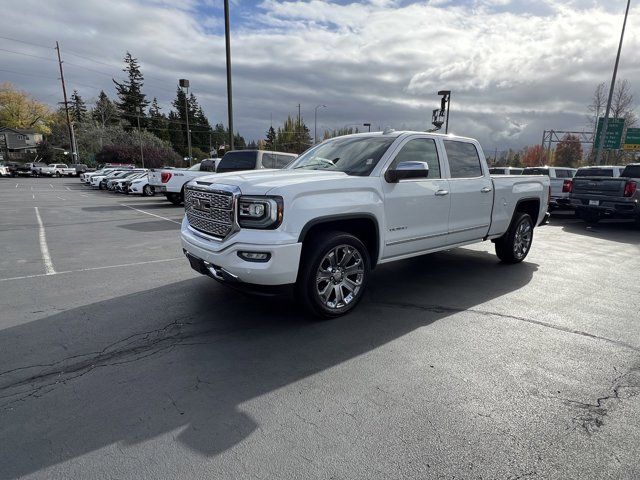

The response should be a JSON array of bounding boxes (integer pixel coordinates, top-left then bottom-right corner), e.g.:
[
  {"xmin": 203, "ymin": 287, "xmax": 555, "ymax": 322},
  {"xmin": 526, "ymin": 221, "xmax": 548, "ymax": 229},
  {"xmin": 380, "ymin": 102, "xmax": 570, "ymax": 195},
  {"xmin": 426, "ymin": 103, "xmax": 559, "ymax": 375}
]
[{"xmin": 192, "ymin": 198, "xmax": 210, "ymax": 213}]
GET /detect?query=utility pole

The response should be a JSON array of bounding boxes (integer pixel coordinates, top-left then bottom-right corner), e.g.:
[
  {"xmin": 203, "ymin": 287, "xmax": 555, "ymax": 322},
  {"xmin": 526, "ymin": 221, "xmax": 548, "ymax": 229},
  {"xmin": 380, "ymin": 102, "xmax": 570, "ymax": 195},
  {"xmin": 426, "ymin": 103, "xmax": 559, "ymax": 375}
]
[
  {"xmin": 224, "ymin": 0, "xmax": 234, "ymax": 151},
  {"xmin": 297, "ymin": 103, "xmax": 301, "ymax": 153},
  {"xmin": 314, "ymin": 104, "xmax": 326, "ymax": 145},
  {"xmin": 595, "ymin": 0, "xmax": 631, "ymax": 165},
  {"xmin": 179, "ymin": 79, "xmax": 192, "ymax": 166},
  {"xmin": 136, "ymin": 106, "xmax": 145, "ymax": 168},
  {"xmin": 55, "ymin": 41, "xmax": 76, "ymax": 162}
]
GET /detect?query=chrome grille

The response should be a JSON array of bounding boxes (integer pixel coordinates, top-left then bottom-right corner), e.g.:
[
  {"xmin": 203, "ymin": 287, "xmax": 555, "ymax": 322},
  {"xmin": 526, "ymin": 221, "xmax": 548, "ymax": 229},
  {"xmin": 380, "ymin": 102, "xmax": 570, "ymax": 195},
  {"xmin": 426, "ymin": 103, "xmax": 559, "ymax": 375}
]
[{"xmin": 185, "ymin": 187, "xmax": 235, "ymax": 239}]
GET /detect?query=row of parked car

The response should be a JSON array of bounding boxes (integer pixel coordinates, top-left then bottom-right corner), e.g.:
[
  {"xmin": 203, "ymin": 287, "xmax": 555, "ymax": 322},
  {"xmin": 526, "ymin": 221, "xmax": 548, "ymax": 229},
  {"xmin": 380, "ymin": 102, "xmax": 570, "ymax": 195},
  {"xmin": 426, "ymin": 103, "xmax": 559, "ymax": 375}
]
[
  {"xmin": 0, "ymin": 161, "xmax": 92, "ymax": 177},
  {"xmin": 490, "ymin": 163, "xmax": 640, "ymax": 224},
  {"xmin": 80, "ymin": 167, "xmax": 156, "ymax": 195}
]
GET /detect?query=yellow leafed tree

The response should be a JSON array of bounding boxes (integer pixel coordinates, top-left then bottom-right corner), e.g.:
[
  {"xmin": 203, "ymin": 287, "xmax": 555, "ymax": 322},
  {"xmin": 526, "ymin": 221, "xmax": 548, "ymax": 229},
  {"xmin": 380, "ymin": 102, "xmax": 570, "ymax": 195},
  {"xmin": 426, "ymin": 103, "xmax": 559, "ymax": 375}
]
[{"xmin": 0, "ymin": 82, "xmax": 53, "ymax": 134}]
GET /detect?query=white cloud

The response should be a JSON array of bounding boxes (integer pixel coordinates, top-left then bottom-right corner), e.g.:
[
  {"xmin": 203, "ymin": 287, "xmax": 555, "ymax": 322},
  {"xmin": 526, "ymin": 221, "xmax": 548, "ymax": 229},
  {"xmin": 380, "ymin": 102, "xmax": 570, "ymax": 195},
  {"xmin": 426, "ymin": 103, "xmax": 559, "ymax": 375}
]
[{"xmin": 0, "ymin": 0, "xmax": 638, "ymax": 151}]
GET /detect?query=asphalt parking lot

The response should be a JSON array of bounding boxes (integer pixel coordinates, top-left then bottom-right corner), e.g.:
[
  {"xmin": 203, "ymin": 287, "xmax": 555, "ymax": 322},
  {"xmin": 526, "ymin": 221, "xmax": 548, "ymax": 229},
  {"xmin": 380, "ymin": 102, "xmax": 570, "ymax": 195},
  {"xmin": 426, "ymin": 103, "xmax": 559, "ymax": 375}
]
[{"xmin": 1, "ymin": 177, "xmax": 639, "ymax": 479}]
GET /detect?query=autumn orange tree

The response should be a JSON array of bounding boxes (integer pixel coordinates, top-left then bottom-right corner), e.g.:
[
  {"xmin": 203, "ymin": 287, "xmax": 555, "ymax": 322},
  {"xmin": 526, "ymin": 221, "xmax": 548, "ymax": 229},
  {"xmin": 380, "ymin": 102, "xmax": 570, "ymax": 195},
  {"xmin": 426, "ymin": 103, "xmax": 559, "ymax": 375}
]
[
  {"xmin": 554, "ymin": 134, "xmax": 583, "ymax": 167},
  {"xmin": 0, "ymin": 82, "xmax": 53, "ymax": 134},
  {"xmin": 522, "ymin": 145, "xmax": 548, "ymax": 167}
]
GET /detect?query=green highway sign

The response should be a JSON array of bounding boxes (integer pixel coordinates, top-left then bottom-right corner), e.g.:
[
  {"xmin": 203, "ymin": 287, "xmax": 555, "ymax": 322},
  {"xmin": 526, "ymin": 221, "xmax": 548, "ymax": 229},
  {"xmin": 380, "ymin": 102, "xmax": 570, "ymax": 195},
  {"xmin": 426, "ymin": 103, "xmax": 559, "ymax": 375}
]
[
  {"xmin": 595, "ymin": 117, "xmax": 625, "ymax": 150},
  {"xmin": 623, "ymin": 127, "xmax": 640, "ymax": 151}
]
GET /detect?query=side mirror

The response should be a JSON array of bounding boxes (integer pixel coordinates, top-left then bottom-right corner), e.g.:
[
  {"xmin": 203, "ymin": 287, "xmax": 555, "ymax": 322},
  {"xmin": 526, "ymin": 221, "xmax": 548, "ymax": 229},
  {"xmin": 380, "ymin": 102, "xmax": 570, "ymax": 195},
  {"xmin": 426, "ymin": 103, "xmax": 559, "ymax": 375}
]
[{"xmin": 385, "ymin": 161, "xmax": 430, "ymax": 183}]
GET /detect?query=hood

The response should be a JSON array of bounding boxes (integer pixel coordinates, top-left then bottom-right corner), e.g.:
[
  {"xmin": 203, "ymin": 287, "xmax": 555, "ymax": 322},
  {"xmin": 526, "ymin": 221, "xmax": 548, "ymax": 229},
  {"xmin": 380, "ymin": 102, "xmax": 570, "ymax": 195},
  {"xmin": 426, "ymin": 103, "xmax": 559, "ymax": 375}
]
[{"xmin": 190, "ymin": 169, "xmax": 349, "ymax": 195}]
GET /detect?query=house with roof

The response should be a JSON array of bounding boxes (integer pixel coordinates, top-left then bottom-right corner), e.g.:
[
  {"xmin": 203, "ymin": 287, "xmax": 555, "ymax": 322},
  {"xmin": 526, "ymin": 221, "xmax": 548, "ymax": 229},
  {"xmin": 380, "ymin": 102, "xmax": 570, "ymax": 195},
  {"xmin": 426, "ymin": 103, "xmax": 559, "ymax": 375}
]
[{"xmin": 0, "ymin": 127, "xmax": 43, "ymax": 158}]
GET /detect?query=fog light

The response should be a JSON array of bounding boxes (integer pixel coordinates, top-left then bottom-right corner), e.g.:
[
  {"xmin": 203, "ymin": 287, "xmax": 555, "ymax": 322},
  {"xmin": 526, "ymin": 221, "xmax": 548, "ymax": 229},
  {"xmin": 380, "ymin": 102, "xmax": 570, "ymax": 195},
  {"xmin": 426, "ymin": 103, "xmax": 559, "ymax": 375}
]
[{"xmin": 238, "ymin": 251, "xmax": 271, "ymax": 262}]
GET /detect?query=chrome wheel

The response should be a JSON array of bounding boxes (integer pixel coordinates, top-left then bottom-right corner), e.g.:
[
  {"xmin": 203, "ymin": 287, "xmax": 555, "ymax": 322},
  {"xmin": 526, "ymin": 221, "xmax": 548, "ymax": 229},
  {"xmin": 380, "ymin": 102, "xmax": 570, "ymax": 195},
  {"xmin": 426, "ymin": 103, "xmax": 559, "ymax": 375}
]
[
  {"xmin": 513, "ymin": 219, "xmax": 532, "ymax": 259},
  {"xmin": 315, "ymin": 245, "xmax": 365, "ymax": 310}
]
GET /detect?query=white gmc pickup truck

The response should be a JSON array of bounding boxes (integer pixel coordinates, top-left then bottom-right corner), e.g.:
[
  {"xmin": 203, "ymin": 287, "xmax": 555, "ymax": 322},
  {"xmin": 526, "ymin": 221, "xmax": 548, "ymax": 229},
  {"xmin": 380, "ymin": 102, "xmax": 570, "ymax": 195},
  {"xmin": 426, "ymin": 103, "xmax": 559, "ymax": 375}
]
[{"xmin": 181, "ymin": 131, "xmax": 550, "ymax": 317}]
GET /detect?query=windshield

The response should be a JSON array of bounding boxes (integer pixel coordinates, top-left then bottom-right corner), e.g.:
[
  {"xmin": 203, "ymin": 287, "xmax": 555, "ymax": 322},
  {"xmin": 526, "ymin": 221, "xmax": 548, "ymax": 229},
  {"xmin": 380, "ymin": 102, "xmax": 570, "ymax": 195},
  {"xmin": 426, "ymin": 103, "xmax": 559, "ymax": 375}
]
[
  {"xmin": 289, "ymin": 136, "xmax": 396, "ymax": 176},
  {"xmin": 575, "ymin": 168, "xmax": 614, "ymax": 177}
]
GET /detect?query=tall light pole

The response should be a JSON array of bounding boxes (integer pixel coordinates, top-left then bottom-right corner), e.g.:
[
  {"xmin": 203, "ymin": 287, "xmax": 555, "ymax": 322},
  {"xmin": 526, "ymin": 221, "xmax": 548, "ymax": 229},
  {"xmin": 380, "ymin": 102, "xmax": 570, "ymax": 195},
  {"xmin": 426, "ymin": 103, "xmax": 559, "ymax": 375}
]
[
  {"xmin": 224, "ymin": 0, "xmax": 234, "ymax": 151},
  {"xmin": 438, "ymin": 90, "xmax": 451, "ymax": 134},
  {"xmin": 314, "ymin": 104, "xmax": 326, "ymax": 144},
  {"xmin": 136, "ymin": 106, "xmax": 145, "ymax": 168},
  {"xmin": 363, "ymin": 123, "xmax": 371, "ymax": 132},
  {"xmin": 595, "ymin": 0, "xmax": 631, "ymax": 165},
  {"xmin": 179, "ymin": 79, "xmax": 192, "ymax": 165}
]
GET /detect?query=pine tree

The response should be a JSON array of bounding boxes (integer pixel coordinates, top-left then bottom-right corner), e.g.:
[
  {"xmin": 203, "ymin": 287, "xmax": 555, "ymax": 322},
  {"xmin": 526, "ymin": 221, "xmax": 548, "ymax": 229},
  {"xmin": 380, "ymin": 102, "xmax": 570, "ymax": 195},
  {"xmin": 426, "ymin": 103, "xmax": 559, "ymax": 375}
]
[
  {"xmin": 265, "ymin": 126, "xmax": 276, "ymax": 150},
  {"xmin": 92, "ymin": 90, "xmax": 118, "ymax": 128},
  {"xmin": 275, "ymin": 115, "xmax": 312, "ymax": 154},
  {"xmin": 112, "ymin": 52, "xmax": 149, "ymax": 128},
  {"xmin": 70, "ymin": 90, "xmax": 87, "ymax": 124},
  {"xmin": 148, "ymin": 97, "xmax": 169, "ymax": 142}
]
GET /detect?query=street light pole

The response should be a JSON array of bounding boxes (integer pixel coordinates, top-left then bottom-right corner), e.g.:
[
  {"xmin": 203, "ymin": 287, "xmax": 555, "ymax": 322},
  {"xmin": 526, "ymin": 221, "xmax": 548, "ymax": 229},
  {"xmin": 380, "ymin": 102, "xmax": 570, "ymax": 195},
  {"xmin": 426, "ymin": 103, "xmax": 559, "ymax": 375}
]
[
  {"xmin": 438, "ymin": 90, "xmax": 451, "ymax": 134},
  {"xmin": 595, "ymin": 0, "xmax": 631, "ymax": 165},
  {"xmin": 314, "ymin": 104, "xmax": 326, "ymax": 145},
  {"xmin": 179, "ymin": 79, "xmax": 192, "ymax": 166},
  {"xmin": 363, "ymin": 123, "xmax": 371, "ymax": 132},
  {"xmin": 224, "ymin": 0, "xmax": 234, "ymax": 151},
  {"xmin": 136, "ymin": 106, "xmax": 145, "ymax": 168}
]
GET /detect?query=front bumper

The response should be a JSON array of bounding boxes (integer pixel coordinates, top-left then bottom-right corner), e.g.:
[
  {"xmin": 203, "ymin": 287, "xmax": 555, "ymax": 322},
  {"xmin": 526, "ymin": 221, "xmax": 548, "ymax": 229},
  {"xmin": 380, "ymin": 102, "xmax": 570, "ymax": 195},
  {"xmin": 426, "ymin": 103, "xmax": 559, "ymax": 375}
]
[{"xmin": 180, "ymin": 217, "xmax": 302, "ymax": 286}]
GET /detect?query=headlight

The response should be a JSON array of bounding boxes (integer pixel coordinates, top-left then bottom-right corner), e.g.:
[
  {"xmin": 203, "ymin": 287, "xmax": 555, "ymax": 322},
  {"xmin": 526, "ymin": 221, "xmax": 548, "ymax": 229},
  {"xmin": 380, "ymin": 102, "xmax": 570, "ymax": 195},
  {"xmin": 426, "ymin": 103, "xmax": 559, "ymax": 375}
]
[{"xmin": 237, "ymin": 196, "xmax": 283, "ymax": 229}]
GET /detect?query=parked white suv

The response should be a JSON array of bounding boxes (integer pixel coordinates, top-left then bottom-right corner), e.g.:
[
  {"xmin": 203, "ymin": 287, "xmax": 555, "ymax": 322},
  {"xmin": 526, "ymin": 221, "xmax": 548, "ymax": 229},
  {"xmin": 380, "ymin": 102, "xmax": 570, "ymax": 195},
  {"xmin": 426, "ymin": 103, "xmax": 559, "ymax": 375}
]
[{"xmin": 181, "ymin": 131, "xmax": 550, "ymax": 317}]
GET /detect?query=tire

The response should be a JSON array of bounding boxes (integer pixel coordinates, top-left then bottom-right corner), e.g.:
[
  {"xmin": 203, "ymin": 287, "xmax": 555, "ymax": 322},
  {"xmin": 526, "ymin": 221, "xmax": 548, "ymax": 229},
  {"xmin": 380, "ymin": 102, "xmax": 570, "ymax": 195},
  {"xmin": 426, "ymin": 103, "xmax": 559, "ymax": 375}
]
[
  {"xmin": 495, "ymin": 212, "xmax": 534, "ymax": 264},
  {"xmin": 167, "ymin": 192, "xmax": 182, "ymax": 205},
  {"xmin": 296, "ymin": 231, "xmax": 371, "ymax": 318},
  {"xmin": 143, "ymin": 184, "xmax": 152, "ymax": 196}
]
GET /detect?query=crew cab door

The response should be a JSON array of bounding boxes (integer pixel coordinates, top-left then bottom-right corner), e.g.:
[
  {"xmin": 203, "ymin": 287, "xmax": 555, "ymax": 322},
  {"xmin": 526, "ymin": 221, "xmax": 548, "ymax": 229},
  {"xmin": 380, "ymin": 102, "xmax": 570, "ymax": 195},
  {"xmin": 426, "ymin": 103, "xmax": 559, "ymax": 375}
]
[
  {"xmin": 381, "ymin": 136, "xmax": 451, "ymax": 260},
  {"xmin": 442, "ymin": 139, "xmax": 493, "ymax": 244}
]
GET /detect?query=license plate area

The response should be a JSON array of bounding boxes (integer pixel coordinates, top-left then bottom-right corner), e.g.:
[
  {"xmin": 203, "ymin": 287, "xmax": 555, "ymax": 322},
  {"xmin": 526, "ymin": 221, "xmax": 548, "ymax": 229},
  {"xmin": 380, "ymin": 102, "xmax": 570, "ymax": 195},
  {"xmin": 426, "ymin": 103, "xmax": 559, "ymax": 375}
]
[{"xmin": 589, "ymin": 200, "xmax": 599, "ymax": 206}]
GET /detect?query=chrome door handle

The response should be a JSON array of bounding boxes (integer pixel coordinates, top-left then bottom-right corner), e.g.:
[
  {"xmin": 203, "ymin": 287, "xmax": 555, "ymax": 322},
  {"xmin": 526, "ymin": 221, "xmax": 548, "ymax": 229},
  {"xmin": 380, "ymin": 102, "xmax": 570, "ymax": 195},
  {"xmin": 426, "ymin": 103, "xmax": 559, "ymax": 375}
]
[
  {"xmin": 435, "ymin": 190, "xmax": 449, "ymax": 196},
  {"xmin": 481, "ymin": 187, "xmax": 493, "ymax": 193}
]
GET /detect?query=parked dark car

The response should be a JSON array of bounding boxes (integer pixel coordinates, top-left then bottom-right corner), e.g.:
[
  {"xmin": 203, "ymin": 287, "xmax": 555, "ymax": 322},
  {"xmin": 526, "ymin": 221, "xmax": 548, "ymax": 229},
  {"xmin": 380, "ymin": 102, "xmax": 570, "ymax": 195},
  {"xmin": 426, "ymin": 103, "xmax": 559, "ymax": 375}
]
[
  {"xmin": 569, "ymin": 163, "xmax": 640, "ymax": 223},
  {"xmin": 69, "ymin": 163, "xmax": 89, "ymax": 176}
]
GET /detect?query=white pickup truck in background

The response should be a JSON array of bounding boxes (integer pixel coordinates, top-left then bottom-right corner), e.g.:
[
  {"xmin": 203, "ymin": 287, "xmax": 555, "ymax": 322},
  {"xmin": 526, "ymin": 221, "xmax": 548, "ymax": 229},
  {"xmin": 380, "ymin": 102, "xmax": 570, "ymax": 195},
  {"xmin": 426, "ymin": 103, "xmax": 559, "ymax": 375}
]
[
  {"xmin": 150, "ymin": 150, "xmax": 298, "ymax": 205},
  {"xmin": 181, "ymin": 131, "xmax": 550, "ymax": 317},
  {"xmin": 38, "ymin": 163, "xmax": 76, "ymax": 177},
  {"xmin": 149, "ymin": 159, "xmax": 217, "ymax": 205}
]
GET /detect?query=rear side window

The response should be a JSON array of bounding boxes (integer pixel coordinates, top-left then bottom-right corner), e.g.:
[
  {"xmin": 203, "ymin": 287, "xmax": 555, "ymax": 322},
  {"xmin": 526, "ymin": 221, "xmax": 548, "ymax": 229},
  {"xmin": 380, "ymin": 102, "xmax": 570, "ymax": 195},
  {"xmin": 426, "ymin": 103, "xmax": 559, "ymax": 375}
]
[
  {"xmin": 444, "ymin": 141, "xmax": 482, "ymax": 178},
  {"xmin": 216, "ymin": 151, "xmax": 257, "ymax": 173},
  {"xmin": 389, "ymin": 138, "xmax": 441, "ymax": 178},
  {"xmin": 262, "ymin": 153, "xmax": 276, "ymax": 169}
]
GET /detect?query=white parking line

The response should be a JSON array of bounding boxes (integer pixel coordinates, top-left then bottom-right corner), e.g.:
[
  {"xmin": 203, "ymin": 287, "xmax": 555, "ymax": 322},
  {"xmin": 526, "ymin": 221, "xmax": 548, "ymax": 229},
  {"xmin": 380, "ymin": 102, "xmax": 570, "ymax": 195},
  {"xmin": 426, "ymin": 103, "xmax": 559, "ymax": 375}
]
[
  {"xmin": 56, "ymin": 196, "xmax": 67, "ymax": 201},
  {"xmin": 120, "ymin": 204, "xmax": 181, "ymax": 225},
  {"xmin": 32, "ymin": 194, "xmax": 35, "ymax": 200},
  {"xmin": 15, "ymin": 183, "xmax": 19, "ymax": 188},
  {"xmin": 34, "ymin": 206, "xmax": 56, "ymax": 275},
  {"xmin": 0, "ymin": 258, "xmax": 182, "ymax": 282},
  {"xmin": 65, "ymin": 186, "xmax": 71, "ymax": 191},
  {"xmin": 49, "ymin": 184, "xmax": 54, "ymax": 189}
]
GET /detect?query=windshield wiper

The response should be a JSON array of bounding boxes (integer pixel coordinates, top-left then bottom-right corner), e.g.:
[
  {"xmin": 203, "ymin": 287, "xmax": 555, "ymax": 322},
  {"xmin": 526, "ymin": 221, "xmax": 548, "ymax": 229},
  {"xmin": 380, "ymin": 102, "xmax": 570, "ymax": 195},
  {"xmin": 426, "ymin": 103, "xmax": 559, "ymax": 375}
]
[{"xmin": 293, "ymin": 157, "xmax": 339, "ymax": 170}]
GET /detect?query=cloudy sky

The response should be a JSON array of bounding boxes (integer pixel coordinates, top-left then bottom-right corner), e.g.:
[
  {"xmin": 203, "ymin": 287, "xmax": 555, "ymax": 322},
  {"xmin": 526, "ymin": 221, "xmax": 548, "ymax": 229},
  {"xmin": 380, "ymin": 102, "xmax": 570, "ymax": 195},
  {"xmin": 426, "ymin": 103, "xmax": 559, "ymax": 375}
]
[{"xmin": 1, "ymin": 0, "xmax": 639, "ymax": 151}]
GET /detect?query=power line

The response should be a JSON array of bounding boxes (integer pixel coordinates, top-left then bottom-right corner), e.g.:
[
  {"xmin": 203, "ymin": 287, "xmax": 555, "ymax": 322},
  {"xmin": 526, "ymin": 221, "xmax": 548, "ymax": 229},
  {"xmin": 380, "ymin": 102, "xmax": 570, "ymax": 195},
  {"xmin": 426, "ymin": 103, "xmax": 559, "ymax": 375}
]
[
  {"xmin": 0, "ymin": 68, "xmax": 58, "ymax": 80},
  {"xmin": 0, "ymin": 35, "xmax": 52, "ymax": 50},
  {"xmin": 0, "ymin": 47, "xmax": 57, "ymax": 62}
]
